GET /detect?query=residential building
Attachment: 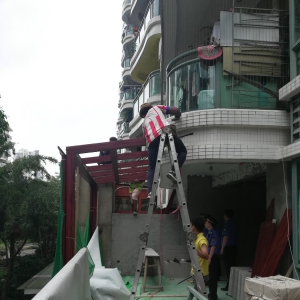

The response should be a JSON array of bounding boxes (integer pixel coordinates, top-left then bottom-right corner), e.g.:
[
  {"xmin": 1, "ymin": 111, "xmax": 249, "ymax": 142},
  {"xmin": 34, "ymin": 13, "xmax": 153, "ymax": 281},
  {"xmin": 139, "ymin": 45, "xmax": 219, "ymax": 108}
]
[
  {"xmin": 278, "ymin": 0, "xmax": 300, "ymax": 279},
  {"xmin": 24, "ymin": 0, "xmax": 298, "ymax": 297},
  {"xmin": 116, "ymin": 0, "xmax": 296, "ymax": 277},
  {"xmin": 14, "ymin": 148, "xmax": 39, "ymax": 159},
  {"xmin": 14, "ymin": 149, "xmax": 41, "ymax": 178}
]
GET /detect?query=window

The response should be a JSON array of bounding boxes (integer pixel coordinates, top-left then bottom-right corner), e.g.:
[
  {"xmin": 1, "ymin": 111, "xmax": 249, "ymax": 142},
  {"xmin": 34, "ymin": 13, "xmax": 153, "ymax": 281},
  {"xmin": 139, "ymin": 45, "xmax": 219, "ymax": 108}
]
[{"xmin": 115, "ymin": 197, "xmax": 132, "ymax": 212}]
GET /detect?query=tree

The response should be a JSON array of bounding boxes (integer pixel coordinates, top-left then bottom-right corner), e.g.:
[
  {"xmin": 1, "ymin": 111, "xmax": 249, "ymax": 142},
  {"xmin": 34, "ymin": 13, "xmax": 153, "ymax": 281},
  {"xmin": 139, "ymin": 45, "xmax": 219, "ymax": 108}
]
[
  {"xmin": 0, "ymin": 155, "xmax": 58, "ymax": 300},
  {"xmin": 0, "ymin": 107, "xmax": 10, "ymax": 144},
  {"xmin": 0, "ymin": 107, "xmax": 14, "ymax": 160}
]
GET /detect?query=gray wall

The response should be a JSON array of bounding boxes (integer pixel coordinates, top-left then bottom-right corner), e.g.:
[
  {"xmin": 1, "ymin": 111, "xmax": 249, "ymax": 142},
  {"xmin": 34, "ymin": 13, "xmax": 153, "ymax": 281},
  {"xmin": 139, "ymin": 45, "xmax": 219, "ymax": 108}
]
[
  {"xmin": 98, "ymin": 162, "xmax": 293, "ymax": 276},
  {"xmin": 266, "ymin": 162, "xmax": 293, "ymax": 275},
  {"xmin": 187, "ymin": 175, "xmax": 266, "ymax": 268},
  {"xmin": 266, "ymin": 163, "xmax": 292, "ymax": 224},
  {"xmin": 111, "ymin": 214, "xmax": 187, "ymax": 275},
  {"xmin": 98, "ymin": 183, "xmax": 114, "ymax": 268},
  {"xmin": 77, "ymin": 172, "xmax": 91, "ymax": 234}
]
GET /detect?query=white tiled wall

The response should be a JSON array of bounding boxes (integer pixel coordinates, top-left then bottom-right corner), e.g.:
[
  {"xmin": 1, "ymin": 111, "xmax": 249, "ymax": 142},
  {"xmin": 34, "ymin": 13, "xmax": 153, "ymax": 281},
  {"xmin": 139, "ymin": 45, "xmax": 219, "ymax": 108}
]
[
  {"xmin": 131, "ymin": 108, "xmax": 295, "ymax": 162},
  {"xmin": 170, "ymin": 109, "xmax": 290, "ymax": 129},
  {"xmin": 166, "ymin": 109, "xmax": 291, "ymax": 162},
  {"xmin": 279, "ymin": 75, "xmax": 300, "ymax": 101}
]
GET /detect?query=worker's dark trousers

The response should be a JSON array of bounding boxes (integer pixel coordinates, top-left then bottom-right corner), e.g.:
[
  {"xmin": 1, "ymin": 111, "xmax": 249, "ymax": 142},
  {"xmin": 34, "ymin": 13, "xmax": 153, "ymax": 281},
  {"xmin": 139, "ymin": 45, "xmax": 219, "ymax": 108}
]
[
  {"xmin": 208, "ymin": 254, "xmax": 220, "ymax": 300},
  {"xmin": 223, "ymin": 245, "xmax": 237, "ymax": 288},
  {"xmin": 147, "ymin": 135, "xmax": 187, "ymax": 194}
]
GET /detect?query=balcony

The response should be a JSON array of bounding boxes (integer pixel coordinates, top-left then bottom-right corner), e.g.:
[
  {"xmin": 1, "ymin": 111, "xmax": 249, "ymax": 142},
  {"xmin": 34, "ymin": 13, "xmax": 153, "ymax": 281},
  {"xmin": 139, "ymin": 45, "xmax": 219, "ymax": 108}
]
[
  {"xmin": 130, "ymin": 0, "xmax": 161, "ymax": 83},
  {"xmin": 130, "ymin": 0, "xmax": 151, "ymax": 28},
  {"xmin": 118, "ymin": 122, "xmax": 131, "ymax": 140},
  {"xmin": 129, "ymin": 70, "xmax": 164, "ymax": 137},
  {"xmin": 167, "ymin": 49, "xmax": 287, "ymax": 112},
  {"xmin": 118, "ymin": 92, "xmax": 124, "ymax": 108},
  {"xmin": 122, "ymin": 0, "xmax": 131, "ymax": 23},
  {"xmin": 119, "ymin": 87, "xmax": 140, "ymax": 112},
  {"xmin": 122, "ymin": 24, "xmax": 138, "ymax": 57},
  {"xmin": 121, "ymin": 57, "xmax": 136, "ymax": 85}
]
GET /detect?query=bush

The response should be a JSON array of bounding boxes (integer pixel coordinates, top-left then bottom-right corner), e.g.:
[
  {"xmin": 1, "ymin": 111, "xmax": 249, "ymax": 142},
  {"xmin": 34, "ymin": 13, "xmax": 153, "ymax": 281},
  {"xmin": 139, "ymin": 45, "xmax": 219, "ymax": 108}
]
[{"xmin": 0, "ymin": 254, "xmax": 53, "ymax": 300}]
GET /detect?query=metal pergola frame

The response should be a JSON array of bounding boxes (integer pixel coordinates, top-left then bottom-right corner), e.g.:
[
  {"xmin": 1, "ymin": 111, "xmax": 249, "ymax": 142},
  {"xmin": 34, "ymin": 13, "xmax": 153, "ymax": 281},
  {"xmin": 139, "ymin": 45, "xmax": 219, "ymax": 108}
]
[{"xmin": 60, "ymin": 137, "xmax": 148, "ymax": 262}]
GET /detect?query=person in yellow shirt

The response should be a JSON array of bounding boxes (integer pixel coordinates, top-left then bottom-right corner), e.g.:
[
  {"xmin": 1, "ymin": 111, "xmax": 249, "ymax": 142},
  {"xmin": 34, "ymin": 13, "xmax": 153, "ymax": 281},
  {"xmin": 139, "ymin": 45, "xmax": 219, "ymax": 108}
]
[
  {"xmin": 129, "ymin": 180, "xmax": 144, "ymax": 215},
  {"xmin": 191, "ymin": 217, "xmax": 209, "ymax": 287}
]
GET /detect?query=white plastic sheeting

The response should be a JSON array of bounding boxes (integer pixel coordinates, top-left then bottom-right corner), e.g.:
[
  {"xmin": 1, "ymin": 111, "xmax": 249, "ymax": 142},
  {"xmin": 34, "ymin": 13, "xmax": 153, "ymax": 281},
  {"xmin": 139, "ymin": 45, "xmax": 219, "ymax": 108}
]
[
  {"xmin": 32, "ymin": 227, "xmax": 130, "ymax": 300},
  {"xmin": 90, "ymin": 268, "xmax": 130, "ymax": 300},
  {"xmin": 32, "ymin": 248, "xmax": 91, "ymax": 300},
  {"xmin": 87, "ymin": 227, "xmax": 103, "ymax": 269},
  {"xmin": 89, "ymin": 227, "xmax": 130, "ymax": 300},
  {"xmin": 245, "ymin": 275, "xmax": 300, "ymax": 300}
]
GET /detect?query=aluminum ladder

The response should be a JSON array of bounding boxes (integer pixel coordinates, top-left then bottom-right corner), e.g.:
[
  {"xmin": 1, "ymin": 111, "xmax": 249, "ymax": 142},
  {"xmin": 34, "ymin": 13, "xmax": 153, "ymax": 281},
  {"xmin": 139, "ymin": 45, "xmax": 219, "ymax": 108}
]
[{"xmin": 130, "ymin": 126, "xmax": 208, "ymax": 299}]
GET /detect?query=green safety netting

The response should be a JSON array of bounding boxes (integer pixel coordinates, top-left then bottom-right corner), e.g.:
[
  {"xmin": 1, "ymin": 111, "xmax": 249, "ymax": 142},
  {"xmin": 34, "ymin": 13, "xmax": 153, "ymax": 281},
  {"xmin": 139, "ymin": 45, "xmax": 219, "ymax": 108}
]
[
  {"xmin": 52, "ymin": 163, "xmax": 95, "ymax": 278},
  {"xmin": 76, "ymin": 213, "xmax": 95, "ymax": 277},
  {"xmin": 52, "ymin": 162, "xmax": 64, "ymax": 278}
]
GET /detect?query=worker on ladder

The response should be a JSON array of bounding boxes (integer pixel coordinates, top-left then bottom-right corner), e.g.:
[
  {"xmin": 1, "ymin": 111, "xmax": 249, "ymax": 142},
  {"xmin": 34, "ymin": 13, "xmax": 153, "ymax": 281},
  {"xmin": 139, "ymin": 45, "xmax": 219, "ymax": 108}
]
[{"xmin": 139, "ymin": 103, "xmax": 187, "ymax": 199}]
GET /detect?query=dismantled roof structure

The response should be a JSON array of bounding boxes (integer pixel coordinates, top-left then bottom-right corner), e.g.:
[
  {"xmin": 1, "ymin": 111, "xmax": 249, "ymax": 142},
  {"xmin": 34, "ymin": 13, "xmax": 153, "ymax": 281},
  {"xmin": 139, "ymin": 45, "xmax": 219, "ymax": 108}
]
[{"xmin": 59, "ymin": 137, "xmax": 147, "ymax": 262}]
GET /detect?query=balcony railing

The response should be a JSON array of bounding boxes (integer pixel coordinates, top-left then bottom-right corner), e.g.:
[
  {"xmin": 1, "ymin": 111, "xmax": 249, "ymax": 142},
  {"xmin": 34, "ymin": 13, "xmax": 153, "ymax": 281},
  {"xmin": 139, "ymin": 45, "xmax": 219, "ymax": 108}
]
[
  {"xmin": 122, "ymin": 24, "xmax": 138, "ymax": 42},
  {"xmin": 133, "ymin": 70, "xmax": 161, "ymax": 118},
  {"xmin": 124, "ymin": 88, "xmax": 140, "ymax": 101},
  {"xmin": 123, "ymin": 57, "xmax": 131, "ymax": 68},
  {"xmin": 167, "ymin": 50, "xmax": 286, "ymax": 112},
  {"xmin": 134, "ymin": 0, "xmax": 160, "ymax": 53},
  {"xmin": 123, "ymin": 122, "xmax": 130, "ymax": 133},
  {"xmin": 120, "ymin": 88, "xmax": 140, "ymax": 107}
]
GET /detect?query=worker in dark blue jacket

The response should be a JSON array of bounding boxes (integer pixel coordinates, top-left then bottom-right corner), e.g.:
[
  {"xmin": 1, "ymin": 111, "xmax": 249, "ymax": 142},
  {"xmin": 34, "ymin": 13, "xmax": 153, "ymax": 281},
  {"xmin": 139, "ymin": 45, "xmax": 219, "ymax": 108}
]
[
  {"xmin": 220, "ymin": 209, "xmax": 237, "ymax": 291},
  {"xmin": 205, "ymin": 215, "xmax": 220, "ymax": 300}
]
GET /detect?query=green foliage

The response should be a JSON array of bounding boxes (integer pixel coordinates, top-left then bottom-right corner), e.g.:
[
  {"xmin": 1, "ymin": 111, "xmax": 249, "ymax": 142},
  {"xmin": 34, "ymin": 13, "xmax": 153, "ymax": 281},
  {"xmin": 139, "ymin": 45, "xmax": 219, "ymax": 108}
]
[
  {"xmin": 0, "ymin": 155, "xmax": 58, "ymax": 246},
  {"xmin": 0, "ymin": 107, "xmax": 15, "ymax": 160},
  {"xmin": 0, "ymin": 254, "xmax": 53, "ymax": 300},
  {"xmin": 0, "ymin": 107, "xmax": 9, "ymax": 146},
  {"xmin": 0, "ymin": 155, "xmax": 59, "ymax": 300}
]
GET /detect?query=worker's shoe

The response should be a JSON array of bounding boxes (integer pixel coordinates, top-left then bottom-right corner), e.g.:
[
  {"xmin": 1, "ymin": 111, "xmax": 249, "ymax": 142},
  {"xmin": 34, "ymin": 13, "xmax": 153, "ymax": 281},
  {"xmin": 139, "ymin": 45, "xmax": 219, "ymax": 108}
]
[
  {"xmin": 133, "ymin": 210, "xmax": 138, "ymax": 216},
  {"xmin": 147, "ymin": 192, "xmax": 151, "ymax": 199},
  {"xmin": 167, "ymin": 170, "xmax": 177, "ymax": 184}
]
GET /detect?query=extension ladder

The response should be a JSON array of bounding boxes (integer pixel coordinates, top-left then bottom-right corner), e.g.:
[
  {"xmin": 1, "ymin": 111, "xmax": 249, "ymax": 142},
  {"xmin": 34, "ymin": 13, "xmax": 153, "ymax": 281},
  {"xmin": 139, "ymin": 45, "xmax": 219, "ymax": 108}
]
[{"xmin": 130, "ymin": 126, "xmax": 208, "ymax": 299}]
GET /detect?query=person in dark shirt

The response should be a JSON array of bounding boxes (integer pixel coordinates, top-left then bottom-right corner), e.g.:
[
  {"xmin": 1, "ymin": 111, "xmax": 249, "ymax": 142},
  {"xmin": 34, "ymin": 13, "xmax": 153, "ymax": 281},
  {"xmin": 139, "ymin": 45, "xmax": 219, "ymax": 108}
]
[
  {"xmin": 98, "ymin": 137, "xmax": 117, "ymax": 165},
  {"xmin": 220, "ymin": 209, "xmax": 237, "ymax": 291},
  {"xmin": 205, "ymin": 215, "xmax": 221, "ymax": 300}
]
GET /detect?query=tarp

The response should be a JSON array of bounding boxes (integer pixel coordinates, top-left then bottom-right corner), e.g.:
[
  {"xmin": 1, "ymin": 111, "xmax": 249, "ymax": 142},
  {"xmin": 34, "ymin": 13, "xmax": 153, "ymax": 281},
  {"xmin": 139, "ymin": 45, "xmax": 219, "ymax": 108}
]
[
  {"xmin": 87, "ymin": 227, "xmax": 129, "ymax": 300},
  {"xmin": 33, "ymin": 248, "xmax": 91, "ymax": 300},
  {"xmin": 245, "ymin": 275, "xmax": 300, "ymax": 300},
  {"xmin": 87, "ymin": 226, "xmax": 103, "ymax": 269},
  {"xmin": 90, "ymin": 268, "xmax": 130, "ymax": 300}
]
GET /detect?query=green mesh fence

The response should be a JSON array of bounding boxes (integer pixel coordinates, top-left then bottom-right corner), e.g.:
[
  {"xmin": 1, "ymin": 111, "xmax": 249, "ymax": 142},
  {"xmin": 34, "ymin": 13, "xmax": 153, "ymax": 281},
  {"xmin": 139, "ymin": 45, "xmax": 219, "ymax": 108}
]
[
  {"xmin": 76, "ymin": 213, "xmax": 95, "ymax": 277},
  {"xmin": 52, "ymin": 162, "xmax": 95, "ymax": 278},
  {"xmin": 51, "ymin": 162, "xmax": 65, "ymax": 278}
]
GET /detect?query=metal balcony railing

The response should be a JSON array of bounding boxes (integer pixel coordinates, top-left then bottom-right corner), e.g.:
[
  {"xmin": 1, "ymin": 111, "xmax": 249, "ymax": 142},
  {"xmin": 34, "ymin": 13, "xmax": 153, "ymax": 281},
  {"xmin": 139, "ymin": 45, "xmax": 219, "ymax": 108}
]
[
  {"xmin": 166, "ymin": 49, "xmax": 286, "ymax": 113},
  {"xmin": 123, "ymin": 57, "xmax": 131, "ymax": 68},
  {"xmin": 124, "ymin": 88, "xmax": 140, "ymax": 101},
  {"xmin": 122, "ymin": 24, "xmax": 138, "ymax": 43},
  {"xmin": 133, "ymin": 70, "xmax": 161, "ymax": 118},
  {"xmin": 134, "ymin": 0, "xmax": 160, "ymax": 53}
]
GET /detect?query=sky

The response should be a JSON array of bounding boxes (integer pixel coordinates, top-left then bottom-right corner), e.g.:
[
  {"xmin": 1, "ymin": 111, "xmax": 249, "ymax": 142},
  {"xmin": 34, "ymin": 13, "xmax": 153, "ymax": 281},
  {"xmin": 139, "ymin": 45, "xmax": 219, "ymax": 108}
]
[{"xmin": 0, "ymin": 0, "xmax": 123, "ymax": 175}]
